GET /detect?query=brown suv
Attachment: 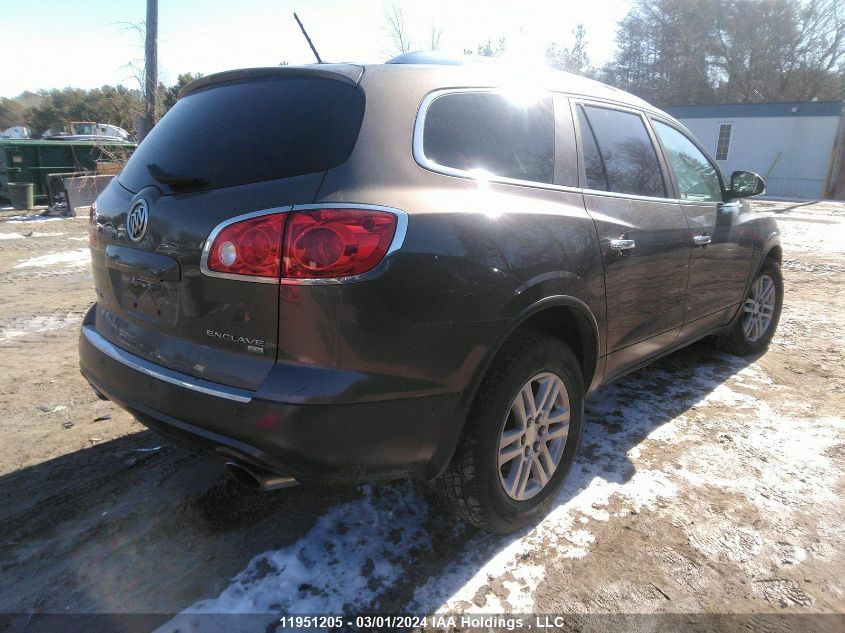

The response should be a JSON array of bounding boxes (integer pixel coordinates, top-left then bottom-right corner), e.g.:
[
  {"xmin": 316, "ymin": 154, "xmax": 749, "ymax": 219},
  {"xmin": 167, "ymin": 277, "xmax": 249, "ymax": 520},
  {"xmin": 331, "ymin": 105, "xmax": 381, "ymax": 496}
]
[{"xmin": 79, "ymin": 55, "xmax": 782, "ymax": 533}]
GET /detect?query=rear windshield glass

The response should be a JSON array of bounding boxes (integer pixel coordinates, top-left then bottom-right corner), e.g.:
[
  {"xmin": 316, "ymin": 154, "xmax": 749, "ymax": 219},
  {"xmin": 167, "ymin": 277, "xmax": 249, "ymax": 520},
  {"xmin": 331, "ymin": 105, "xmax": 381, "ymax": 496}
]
[{"xmin": 119, "ymin": 76, "xmax": 365, "ymax": 193}]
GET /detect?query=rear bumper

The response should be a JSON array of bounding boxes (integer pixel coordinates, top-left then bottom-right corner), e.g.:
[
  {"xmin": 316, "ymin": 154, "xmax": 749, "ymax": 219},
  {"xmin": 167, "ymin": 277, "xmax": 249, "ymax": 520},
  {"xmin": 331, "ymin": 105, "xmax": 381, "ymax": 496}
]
[{"xmin": 79, "ymin": 312, "xmax": 462, "ymax": 483}]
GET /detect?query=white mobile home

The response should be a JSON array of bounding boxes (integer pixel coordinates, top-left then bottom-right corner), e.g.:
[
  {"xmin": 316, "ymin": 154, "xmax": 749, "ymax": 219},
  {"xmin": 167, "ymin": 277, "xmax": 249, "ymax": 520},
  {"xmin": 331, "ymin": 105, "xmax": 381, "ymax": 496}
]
[{"xmin": 664, "ymin": 101, "xmax": 845, "ymax": 200}]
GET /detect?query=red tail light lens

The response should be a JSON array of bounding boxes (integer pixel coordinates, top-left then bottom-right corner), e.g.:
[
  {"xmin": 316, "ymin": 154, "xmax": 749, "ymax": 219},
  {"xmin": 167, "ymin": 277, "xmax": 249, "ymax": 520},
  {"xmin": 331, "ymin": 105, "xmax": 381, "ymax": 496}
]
[
  {"xmin": 282, "ymin": 208, "xmax": 397, "ymax": 280},
  {"xmin": 88, "ymin": 201, "xmax": 98, "ymax": 247},
  {"xmin": 207, "ymin": 213, "xmax": 286, "ymax": 278}
]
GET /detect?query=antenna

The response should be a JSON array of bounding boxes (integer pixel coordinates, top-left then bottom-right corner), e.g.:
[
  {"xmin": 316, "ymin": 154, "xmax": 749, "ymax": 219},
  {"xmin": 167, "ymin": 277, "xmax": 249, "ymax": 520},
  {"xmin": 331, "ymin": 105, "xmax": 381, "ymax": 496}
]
[{"xmin": 293, "ymin": 12, "xmax": 322, "ymax": 63}]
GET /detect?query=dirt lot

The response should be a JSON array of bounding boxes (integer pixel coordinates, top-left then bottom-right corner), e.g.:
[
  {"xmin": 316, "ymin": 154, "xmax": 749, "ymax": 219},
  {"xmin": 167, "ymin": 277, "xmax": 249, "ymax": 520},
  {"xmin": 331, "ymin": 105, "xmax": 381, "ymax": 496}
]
[{"xmin": 0, "ymin": 200, "xmax": 843, "ymax": 632}]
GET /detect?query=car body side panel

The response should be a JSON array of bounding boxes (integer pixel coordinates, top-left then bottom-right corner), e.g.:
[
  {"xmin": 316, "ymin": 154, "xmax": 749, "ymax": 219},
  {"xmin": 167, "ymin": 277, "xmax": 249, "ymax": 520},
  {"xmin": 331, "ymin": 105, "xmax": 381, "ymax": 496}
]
[
  {"xmin": 585, "ymin": 194, "xmax": 691, "ymax": 379},
  {"xmin": 675, "ymin": 199, "xmax": 754, "ymax": 340},
  {"xmin": 278, "ymin": 188, "xmax": 603, "ymax": 478},
  {"xmin": 276, "ymin": 192, "xmax": 605, "ymax": 397},
  {"xmin": 644, "ymin": 115, "xmax": 756, "ymax": 340},
  {"xmin": 310, "ymin": 68, "xmax": 606, "ymax": 405}
]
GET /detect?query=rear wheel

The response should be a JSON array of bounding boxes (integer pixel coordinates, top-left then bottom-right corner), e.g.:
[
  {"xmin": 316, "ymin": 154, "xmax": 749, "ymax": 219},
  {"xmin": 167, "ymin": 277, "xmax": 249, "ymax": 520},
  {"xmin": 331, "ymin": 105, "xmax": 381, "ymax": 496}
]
[
  {"xmin": 437, "ymin": 331, "xmax": 584, "ymax": 533},
  {"xmin": 718, "ymin": 260, "xmax": 783, "ymax": 355}
]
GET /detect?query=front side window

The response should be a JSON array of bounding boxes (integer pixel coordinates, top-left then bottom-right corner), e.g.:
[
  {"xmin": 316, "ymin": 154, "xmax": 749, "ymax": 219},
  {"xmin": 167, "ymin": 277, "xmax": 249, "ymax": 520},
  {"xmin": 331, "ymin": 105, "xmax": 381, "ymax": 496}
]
[
  {"xmin": 653, "ymin": 120, "xmax": 723, "ymax": 203},
  {"xmin": 577, "ymin": 105, "xmax": 665, "ymax": 198},
  {"xmin": 422, "ymin": 92, "xmax": 555, "ymax": 184}
]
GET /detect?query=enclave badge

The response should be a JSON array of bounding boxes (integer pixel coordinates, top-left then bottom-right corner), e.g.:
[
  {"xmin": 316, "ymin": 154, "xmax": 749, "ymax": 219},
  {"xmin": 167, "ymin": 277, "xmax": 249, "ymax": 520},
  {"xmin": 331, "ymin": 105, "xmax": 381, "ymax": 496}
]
[{"xmin": 206, "ymin": 329, "xmax": 265, "ymax": 354}]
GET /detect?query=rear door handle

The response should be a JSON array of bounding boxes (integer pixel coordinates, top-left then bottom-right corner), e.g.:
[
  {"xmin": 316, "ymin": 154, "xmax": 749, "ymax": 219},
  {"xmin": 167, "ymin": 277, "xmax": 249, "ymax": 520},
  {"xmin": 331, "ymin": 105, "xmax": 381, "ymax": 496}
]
[
  {"xmin": 610, "ymin": 238, "xmax": 636, "ymax": 251},
  {"xmin": 693, "ymin": 235, "xmax": 712, "ymax": 246}
]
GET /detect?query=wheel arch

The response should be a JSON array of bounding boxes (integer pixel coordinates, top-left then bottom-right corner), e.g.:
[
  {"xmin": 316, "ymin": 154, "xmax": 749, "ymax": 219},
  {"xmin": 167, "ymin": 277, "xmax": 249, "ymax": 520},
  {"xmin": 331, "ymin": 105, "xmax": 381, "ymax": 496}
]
[
  {"xmin": 720, "ymin": 232, "xmax": 783, "ymax": 339},
  {"xmin": 763, "ymin": 242, "xmax": 782, "ymax": 266},
  {"xmin": 760, "ymin": 230, "xmax": 782, "ymax": 268},
  {"xmin": 427, "ymin": 295, "xmax": 602, "ymax": 479}
]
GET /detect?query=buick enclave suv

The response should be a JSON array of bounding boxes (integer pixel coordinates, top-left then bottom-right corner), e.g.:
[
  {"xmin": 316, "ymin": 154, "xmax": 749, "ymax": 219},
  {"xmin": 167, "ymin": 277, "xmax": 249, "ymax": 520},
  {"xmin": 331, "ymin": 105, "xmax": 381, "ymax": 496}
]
[{"xmin": 79, "ymin": 54, "xmax": 782, "ymax": 532}]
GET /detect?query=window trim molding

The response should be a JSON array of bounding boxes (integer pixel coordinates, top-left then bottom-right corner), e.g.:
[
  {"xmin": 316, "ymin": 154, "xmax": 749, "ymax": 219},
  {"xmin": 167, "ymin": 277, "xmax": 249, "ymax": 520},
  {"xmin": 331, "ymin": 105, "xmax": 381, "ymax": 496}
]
[{"xmin": 412, "ymin": 88, "xmax": 565, "ymax": 191}]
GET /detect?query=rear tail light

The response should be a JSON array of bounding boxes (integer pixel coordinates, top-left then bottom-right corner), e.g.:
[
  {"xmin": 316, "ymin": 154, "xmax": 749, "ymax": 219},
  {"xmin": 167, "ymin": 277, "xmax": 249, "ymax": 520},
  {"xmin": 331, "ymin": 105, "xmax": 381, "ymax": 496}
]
[
  {"xmin": 205, "ymin": 207, "xmax": 399, "ymax": 282},
  {"xmin": 207, "ymin": 213, "xmax": 286, "ymax": 279},
  {"xmin": 88, "ymin": 201, "xmax": 98, "ymax": 247},
  {"xmin": 282, "ymin": 208, "xmax": 397, "ymax": 280}
]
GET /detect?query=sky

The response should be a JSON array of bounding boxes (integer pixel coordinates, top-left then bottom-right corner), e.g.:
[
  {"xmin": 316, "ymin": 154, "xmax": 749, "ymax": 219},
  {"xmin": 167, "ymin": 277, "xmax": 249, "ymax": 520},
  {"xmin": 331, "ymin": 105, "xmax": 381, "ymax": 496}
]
[{"xmin": 0, "ymin": 0, "xmax": 633, "ymax": 98}]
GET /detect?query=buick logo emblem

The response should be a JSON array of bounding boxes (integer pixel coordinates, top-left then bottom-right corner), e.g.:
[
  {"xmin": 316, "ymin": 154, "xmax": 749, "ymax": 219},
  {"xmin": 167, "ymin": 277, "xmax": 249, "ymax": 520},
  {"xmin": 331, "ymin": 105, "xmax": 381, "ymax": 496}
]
[{"xmin": 127, "ymin": 200, "xmax": 148, "ymax": 243}]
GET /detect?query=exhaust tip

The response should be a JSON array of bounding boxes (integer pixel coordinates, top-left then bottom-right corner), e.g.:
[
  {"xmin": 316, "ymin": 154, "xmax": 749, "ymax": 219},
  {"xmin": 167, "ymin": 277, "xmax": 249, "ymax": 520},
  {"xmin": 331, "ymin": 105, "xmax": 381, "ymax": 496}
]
[
  {"xmin": 224, "ymin": 461, "xmax": 298, "ymax": 492},
  {"xmin": 224, "ymin": 462, "xmax": 261, "ymax": 489}
]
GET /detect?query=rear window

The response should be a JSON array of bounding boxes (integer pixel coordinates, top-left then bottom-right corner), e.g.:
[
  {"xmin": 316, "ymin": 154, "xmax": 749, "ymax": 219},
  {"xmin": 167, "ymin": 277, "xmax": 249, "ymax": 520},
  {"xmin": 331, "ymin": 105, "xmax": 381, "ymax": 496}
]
[
  {"xmin": 119, "ymin": 76, "xmax": 365, "ymax": 193},
  {"xmin": 422, "ymin": 92, "xmax": 554, "ymax": 184}
]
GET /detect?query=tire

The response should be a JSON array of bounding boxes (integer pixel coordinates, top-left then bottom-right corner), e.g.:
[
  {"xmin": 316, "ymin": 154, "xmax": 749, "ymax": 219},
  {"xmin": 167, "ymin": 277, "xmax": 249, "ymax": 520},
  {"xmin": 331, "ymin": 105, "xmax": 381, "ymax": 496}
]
[
  {"xmin": 437, "ymin": 331, "xmax": 584, "ymax": 534},
  {"xmin": 718, "ymin": 259, "xmax": 783, "ymax": 356}
]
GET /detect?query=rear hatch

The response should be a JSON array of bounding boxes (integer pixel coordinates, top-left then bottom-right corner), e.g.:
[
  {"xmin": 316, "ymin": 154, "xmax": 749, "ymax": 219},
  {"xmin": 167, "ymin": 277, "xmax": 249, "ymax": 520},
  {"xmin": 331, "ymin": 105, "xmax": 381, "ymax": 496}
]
[{"xmin": 90, "ymin": 67, "xmax": 365, "ymax": 391}]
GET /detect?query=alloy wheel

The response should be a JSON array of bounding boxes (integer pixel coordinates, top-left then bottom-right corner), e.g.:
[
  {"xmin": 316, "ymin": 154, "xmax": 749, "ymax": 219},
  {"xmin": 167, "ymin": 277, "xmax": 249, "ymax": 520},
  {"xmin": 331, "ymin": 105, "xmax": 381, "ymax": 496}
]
[
  {"xmin": 498, "ymin": 372, "xmax": 570, "ymax": 501},
  {"xmin": 742, "ymin": 274, "xmax": 776, "ymax": 343}
]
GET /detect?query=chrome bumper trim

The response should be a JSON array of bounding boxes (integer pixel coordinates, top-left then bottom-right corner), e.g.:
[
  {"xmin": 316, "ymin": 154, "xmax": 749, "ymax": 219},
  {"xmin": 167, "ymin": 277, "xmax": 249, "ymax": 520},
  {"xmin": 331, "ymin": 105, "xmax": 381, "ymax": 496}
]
[{"xmin": 82, "ymin": 325, "xmax": 253, "ymax": 403}]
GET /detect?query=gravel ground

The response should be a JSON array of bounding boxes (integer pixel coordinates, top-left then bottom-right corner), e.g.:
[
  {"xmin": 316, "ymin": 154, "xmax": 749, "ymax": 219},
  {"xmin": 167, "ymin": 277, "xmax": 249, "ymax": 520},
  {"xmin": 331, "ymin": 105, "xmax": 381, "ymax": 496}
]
[{"xmin": 0, "ymin": 200, "xmax": 842, "ymax": 632}]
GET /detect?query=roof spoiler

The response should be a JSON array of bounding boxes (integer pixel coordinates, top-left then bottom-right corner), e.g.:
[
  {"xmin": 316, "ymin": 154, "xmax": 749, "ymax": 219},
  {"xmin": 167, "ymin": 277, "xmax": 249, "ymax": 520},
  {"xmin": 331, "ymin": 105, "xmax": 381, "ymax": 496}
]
[{"xmin": 179, "ymin": 64, "xmax": 364, "ymax": 99}]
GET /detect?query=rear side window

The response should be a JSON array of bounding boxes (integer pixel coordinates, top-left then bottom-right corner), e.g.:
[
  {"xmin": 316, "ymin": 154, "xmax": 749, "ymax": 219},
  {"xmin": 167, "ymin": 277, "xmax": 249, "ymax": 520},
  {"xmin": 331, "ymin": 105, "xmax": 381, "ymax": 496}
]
[
  {"xmin": 577, "ymin": 105, "xmax": 665, "ymax": 198},
  {"xmin": 119, "ymin": 76, "xmax": 365, "ymax": 193},
  {"xmin": 422, "ymin": 92, "xmax": 555, "ymax": 184}
]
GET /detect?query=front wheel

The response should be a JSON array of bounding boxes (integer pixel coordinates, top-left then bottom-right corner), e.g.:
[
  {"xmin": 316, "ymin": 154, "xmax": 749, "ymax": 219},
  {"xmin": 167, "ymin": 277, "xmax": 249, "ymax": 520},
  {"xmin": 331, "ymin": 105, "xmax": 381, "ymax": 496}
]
[
  {"xmin": 437, "ymin": 331, "xmax": 584, "ymax": 533},
  {"xmin": 718, "ymin": 260, "xmax": 783, "ymax": 356}
]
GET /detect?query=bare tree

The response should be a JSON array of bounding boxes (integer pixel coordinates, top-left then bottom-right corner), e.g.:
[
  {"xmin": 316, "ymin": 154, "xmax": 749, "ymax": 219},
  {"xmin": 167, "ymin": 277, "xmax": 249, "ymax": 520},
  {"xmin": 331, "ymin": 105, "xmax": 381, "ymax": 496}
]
[
  {"xmin": 546, "ymin": 24, "xmax": 595, "ymax": 77},
  {"xmin": 604, "ymin": 0, "xmax": 845, "ymax": 105},
  {"xmin": 477, "ymin": 37, "xmax": 507, "ymax": 57},
  {"xmin": 384, "ymin": 2, "xmax": 412, "ymax": 56},
  {"xmin": 775, "ymin": 0, "xmax": 844, "ymax": 99},
  {"xmin": 429, "ymin": 22, "xmax": 444, "ymax": 51},
  {"xmin": 115, "ymin": 20, "xmax": 153, "ymax": 136}
]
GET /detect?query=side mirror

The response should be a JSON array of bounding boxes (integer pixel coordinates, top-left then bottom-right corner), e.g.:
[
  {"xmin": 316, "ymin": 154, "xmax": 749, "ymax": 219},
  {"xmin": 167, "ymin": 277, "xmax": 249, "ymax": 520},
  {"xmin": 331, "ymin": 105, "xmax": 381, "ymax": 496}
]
[{"xmin": 729, "ymin": 170, "xmax": 765, "ymax": 198}]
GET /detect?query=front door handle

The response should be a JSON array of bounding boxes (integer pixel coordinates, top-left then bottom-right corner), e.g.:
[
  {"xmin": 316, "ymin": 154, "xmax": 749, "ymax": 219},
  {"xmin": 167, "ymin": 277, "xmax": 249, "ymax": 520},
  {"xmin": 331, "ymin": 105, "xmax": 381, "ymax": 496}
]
[
  {"xmin": 693, "ymin": 235, "xmax": 712, "ymax": 246},
  {"xmin": 610, "ymin": 238, "xmax": 636, "ymax": 251}
]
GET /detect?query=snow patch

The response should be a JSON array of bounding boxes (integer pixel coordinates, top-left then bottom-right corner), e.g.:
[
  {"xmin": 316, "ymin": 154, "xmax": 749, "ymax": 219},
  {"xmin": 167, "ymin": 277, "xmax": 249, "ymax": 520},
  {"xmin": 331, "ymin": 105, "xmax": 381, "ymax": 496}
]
[
  {"xmin": 2, "ymin": 215, "xmax": 67, "ymax": 224},
  {"xmin": 156, "ymin": 349, "xmax": 843, "ymax": 627},
  {"xmin": 776, "ymin": 216, "xmax": 845, "ymax": 255},
  {"xmin": 13, "ymin": 248, "xmax": 89, "ymax": 269},
  {"xmin": 0, "ymin": 313, "xmax": 83, "ymax": 343},
  {"xmin": 410, "ymin": 356, "xmax": 842, "ymax": 615},
  {"xmin": 0, "ymin": 231, "xmax": 66, "ymax": 240},
  {"xmin": 158, "ymin": 482, "xmax": 430, "ymax": 631}
]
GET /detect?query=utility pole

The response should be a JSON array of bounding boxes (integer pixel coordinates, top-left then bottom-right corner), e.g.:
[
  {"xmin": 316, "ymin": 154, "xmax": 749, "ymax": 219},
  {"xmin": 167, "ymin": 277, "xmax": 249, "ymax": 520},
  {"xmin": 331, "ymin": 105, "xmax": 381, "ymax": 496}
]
[{"xmin": 142, "ymin": 0, "xmax": 158, "ymax": 139}]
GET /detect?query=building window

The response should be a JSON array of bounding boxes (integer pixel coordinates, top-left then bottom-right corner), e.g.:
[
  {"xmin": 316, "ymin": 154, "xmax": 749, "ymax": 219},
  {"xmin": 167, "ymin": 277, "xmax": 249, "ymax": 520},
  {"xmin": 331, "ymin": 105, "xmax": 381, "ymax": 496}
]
[{"xmin": 715, "ymin": 123, "xmax": 732, "ymax": 161}]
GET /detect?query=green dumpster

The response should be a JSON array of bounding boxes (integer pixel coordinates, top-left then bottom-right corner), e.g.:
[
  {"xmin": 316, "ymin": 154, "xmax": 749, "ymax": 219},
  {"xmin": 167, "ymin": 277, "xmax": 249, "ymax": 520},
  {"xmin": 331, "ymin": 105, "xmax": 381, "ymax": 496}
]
[
  {"xmin": 8, "ymin": 182, "xmax": 33, "ymax": 210},
  {"xmin": 0, "ymin": 139, "xmax": 136, "ymax": 204}
]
